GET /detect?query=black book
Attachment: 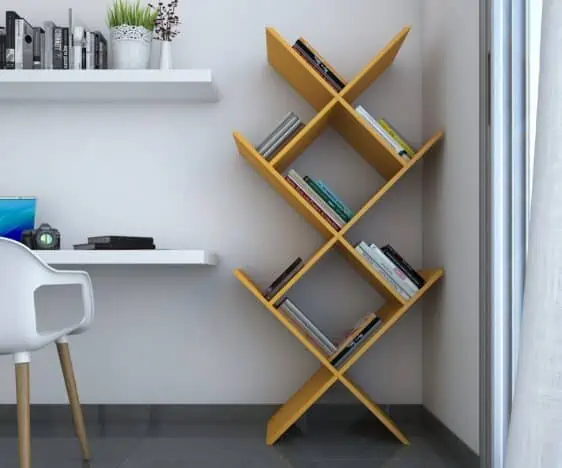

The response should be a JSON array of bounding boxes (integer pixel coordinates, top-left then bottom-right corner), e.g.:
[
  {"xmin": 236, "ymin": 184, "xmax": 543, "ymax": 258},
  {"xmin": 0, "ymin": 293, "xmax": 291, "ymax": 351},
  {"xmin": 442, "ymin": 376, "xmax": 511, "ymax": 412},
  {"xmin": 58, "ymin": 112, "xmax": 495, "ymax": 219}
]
[
  {"xmin": 5, "ymin": 11, "xmax": 20, "ymax": 69},
  {"xmin": 53, "ymin": 26, "xmax": 63, "ymax": 69},
  {"xmin": 62, "ymin": 27, "xmax": 69, "ymax": 69},
  {"xmin": 32, "ymin": 27, "xmax": 43, "ymax": 69},
  {"xmin": 294, "ymin": 39, "xmax": 346, "ymax": 90},
  {"xmin": 96, "ymin": 32, "xmax": 108, "ymax": 69},
  {"xmin": 93, "ymin": 32, "xmax": 100, "ymax": 69},
  {"xmin": 330, "ymin": 316, "xmax": 381, "ymax": 367},
  {"xmin": 293, "ymin": 44, "xmax": 343, "ymax": 92},
  {"xmin": 381, "ymin": 245, "xmax": 426, "ymax": 289},
  {"xmin": 74, "ymin": 243, "xmax": 156, "ymax": 250},
  {"xmin": 263, "ymin": 257, "xmax": 304, "ymax": 300},
  {"xmin": 87, "ymin": 235, "xmax": 154, "ymax": 245},
  {"xmin": 0, "ymin": 28, "xmax": 5, "ymax": 69}
]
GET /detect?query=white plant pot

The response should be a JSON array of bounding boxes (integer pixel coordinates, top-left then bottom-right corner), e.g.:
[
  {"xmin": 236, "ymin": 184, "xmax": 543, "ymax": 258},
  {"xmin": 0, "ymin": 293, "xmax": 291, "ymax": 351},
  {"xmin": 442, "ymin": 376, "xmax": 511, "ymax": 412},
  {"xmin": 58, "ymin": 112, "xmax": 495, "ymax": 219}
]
[
  {"xmin": 159, "ymin": 40, "xmax": 172, "ymax": 70},
  {"xmin": 111, "ymin": 25, "xmax": 152, "ymax": 69}
]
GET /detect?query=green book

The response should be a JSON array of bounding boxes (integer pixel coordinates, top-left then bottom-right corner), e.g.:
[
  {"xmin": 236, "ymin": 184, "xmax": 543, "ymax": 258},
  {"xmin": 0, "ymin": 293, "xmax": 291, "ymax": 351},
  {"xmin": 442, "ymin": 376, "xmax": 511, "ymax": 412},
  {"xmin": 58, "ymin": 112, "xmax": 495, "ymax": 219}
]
[
  {"xmin": 304, "ymin": 176, "xmax": 351, "ymax": 223},
  {"xmin": 377, "ymin": 119, "xmax": 416, "ymax": 157}
]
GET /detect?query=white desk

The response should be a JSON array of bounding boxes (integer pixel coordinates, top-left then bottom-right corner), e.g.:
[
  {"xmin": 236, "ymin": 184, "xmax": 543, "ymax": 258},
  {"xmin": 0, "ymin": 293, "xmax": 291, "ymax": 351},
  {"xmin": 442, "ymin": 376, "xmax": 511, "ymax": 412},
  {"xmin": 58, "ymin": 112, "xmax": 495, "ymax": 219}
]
[{"xmin": 37, "ymin": 250, "xmax": 218, "ymax": 266}]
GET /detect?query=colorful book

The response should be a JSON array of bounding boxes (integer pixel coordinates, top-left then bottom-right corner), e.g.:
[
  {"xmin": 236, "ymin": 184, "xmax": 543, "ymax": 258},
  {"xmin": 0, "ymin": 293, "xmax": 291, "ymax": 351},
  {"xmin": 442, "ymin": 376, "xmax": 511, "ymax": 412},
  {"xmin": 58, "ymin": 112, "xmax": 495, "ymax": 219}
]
[
  {"xmin": 331, "ymin": 313, "xmax": 381, "ymax": 366},
  {"xmin": 382, "ymin": 244, "xmax": 426, "ymax": 288},
  {"xmin": 304, "ymin": 176, "xmax": 351, "ymax": 222},
  {"xmin": 378, "ymin": 119, "xmax": 416, "ymax": 157},
  {"xmin": 263, "ymin": 257, "xmax": 304, "ymax": 300},
  {"xmin": 315, "ymin": 180, "xmax": 354, "ymax": 220}
]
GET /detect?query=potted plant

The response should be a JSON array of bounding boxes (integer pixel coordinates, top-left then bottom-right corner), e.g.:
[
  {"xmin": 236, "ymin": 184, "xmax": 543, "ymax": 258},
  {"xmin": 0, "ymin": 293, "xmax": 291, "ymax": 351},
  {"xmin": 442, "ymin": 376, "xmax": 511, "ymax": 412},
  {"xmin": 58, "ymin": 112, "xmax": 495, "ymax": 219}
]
[
  {"xmin": 150, "ymin": 0, "xmax": 180, "ymax": 69},
  {"xmin": 107, "ymin": 0, "xmax": 158, "ymax": 69}
]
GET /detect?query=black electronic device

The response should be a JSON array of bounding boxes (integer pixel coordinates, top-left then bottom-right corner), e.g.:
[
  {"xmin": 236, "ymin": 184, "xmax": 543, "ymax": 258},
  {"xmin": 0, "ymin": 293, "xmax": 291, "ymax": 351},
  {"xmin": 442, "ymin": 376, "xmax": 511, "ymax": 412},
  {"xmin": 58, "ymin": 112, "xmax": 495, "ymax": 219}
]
[{"xmin": 21, "ymin": 223, "xmax": 61, "ymax": 250}]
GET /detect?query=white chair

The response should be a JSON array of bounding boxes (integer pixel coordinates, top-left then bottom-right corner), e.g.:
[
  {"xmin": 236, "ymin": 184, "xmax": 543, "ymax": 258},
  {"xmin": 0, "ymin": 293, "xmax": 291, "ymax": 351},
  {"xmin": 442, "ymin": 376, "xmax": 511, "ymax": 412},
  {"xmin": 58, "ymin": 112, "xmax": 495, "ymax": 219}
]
[{"xmin": 0, "ymin": 237, "xmax": 94, "ymax": 468}]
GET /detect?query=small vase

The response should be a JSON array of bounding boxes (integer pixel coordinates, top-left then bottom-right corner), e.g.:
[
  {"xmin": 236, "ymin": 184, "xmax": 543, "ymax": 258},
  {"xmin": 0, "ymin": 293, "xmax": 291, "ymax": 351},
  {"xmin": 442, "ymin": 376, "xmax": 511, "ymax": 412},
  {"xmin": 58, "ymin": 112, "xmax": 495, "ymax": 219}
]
[
  {"xmin": 159, "ymin": 40, "xmax": 172, "ymax": 70},
  {"xmin": 111, "ymin": 25, "xmax": 152, "ymax": 69}
]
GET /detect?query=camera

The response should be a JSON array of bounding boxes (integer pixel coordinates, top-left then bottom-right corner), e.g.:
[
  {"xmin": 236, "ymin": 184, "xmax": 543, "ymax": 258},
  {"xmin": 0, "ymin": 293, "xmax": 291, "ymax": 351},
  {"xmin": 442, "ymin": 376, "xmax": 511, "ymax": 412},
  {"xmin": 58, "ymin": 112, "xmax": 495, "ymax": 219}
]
[{"xmin": 21, "ymin": 223, "xmax": 61, "ymax": 250}]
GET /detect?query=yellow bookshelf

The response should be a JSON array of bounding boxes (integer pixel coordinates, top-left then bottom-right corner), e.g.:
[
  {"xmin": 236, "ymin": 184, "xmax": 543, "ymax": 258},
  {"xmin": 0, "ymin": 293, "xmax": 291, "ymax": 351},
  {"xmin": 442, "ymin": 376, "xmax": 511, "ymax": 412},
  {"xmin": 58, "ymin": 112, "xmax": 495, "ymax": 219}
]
[{"xmin": 233, "ymin": 26, "xmax": 444, "ymax": 446}]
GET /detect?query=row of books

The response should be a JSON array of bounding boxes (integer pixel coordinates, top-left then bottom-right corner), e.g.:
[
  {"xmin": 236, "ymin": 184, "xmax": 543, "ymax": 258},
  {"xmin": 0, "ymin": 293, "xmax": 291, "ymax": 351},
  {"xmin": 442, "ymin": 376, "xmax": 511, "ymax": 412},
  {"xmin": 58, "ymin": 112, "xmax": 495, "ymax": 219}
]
[
  {"xmin": 277, "ymin": 297, "xmax": 382, "ymax": 367},
  {"xmin": 355, "ymin": 105, "xmax": 416, "ymax": 161},
  {"xmin": 292, "ymin": 37, "xmax": 346, "ymax": 92},
  {"xmin": 73, "ymin": 235, "xmax": 156, "ymax": 250},
  {"xmin": 355, "ymin": 241, "xmax": 426, "ymax": 300},
  {"xmin": 255, "ymin": 112, "xmax": 305, "ymax": 161},
  {"xmin": 285, "ymin": 169, "xmax": 355, "ymax": 232},
  {"xmin": 0, "ymin": 10, "xmax": 108, "ymax": 70}
]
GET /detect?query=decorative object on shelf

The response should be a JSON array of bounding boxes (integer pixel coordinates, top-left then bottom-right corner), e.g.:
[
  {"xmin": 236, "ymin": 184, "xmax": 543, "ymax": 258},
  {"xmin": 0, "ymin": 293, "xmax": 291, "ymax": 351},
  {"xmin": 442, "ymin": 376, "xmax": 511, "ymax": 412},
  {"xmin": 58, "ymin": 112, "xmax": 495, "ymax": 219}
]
[
  {"xmin": 150, "ymin": 0, "xmax": 180, "ymax": 69},
  {"xmin": 21, "ymin": 223, "xmax": 61, "ymax": 250},
  {"xmin": 107, "ymin": 0, "xmax": 158, "ymax": 69}
]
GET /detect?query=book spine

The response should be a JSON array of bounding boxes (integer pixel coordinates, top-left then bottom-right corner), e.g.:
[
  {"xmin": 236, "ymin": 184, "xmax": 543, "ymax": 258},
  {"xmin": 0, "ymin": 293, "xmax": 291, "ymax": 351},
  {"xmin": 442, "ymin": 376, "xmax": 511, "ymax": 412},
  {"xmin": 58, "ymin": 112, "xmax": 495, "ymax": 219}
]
[
  {"xmin": 315, "ymin": 180, "xmax": 354, "ymax": 219},
  {"xmin": 331, "ymin": 317, "xmax": 381, "ymax": 366},
  {"xmin": 99, "ymin": 35, "xmax": 108, "ymax": 69},
  {"xmin": 263, "ymin": 259, "xmax": 304, "ymax": 300},
  {"xmin": 293, "ymin": 44, "xmax": 342, "ymax": 91},
  {"xmin": 14, "ymin": 19, "xmax": 23, "ymax": 69},
  {"xmin": 356, "ymin": 244, "xmax": 411, "ymax": 300},
  {"xmin": 262, "ymin": 121, "xmax": 303, "ymax": 159},
  {"xmin": 43, "ymin": 22, "xmax": 54, "ymax": 69},
  {"xmin": 294, "ymin": 39, "xmax": 346, "ymax": 89},
  {"xmin": 382, "ymin": 245, "xmax": 426, "ymax": 288},
  {"xmin": 73, "ymin": 27, "xmax": 83, "ymax": 69},
  {"xmin": 62, "ymin": 27, "xmax": 69, "ymax": 69},
  {"xmin": 53, "ymin": 27, "xmax": 63, "ymax": 69},
  {"xmin": 304, "ymin": 177, "xmax": 350, "ymax": 222},
  {"xmin": 378, "ymin": 119, "xmax": 416, "ymax": 157},
  {"xmin": 332, "ymin": 313, "xmax": 375, "ymax": 354},
  {"xmin": 282, "ymin": 299, "xmax": 335, "ymax": 353},
  {"xmin": 285, "ymin": 176, "xmax": 341, "ymax": 231},
  {"xmin": 32, "ymin": 28, "xmax": 42, "ymax": 69},
  {"xmin": 355, "ymin": 106, "xmax": 409, "ymax": 159},
  {"xmin": 40, "ymin": 29, "xmax": 46, "ymax": 69},
  {"xmin": 288, "ymin": 170, "xmax": 346, "ymax": 226},
  {"xmin": 86, "ymin": 31, "xmax": 94, "ymax": 69},
  {"xmin": 281, "ymin": 303, "xmax": 333, "ymax": 355},
  {"xmin": 94, "ymin": 32, "xmax": 101, "ymax": 69},
  {"xmin": 366, "ymin": 244, "xmax": 419, "ymax": 297},
  {"xmin": 256, "ymin": 112, "xmax": 298, "ymax": 153},
  {"xmin": 0, "ymin": 30, "xmax": 5, "ymax": 70},
  {"xmin": 5, "ymin": 11, "xmax": 18, "ymax": 70}
]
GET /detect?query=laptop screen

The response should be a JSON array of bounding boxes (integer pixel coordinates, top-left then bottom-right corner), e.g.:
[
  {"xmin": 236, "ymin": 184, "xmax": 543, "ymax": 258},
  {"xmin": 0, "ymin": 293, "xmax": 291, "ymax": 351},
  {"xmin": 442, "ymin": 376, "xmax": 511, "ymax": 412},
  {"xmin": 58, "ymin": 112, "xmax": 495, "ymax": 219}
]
[{"xmin": 0, "ymin": 197, "xmax": 37, "ymax": 242}]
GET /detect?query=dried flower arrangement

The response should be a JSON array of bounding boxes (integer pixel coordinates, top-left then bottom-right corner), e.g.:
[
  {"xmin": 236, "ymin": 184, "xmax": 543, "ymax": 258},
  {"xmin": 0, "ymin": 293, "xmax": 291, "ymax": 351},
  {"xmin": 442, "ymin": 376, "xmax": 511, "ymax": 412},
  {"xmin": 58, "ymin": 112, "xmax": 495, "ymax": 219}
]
[{"xmin": 149, "ymin": 0, "xmax": 180, "ymax": 41}]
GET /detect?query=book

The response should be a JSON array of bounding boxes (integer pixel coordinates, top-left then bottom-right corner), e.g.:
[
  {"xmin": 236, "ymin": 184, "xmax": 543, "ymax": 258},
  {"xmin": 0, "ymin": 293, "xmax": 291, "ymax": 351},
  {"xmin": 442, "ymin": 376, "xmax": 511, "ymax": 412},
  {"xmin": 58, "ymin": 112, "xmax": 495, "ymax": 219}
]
[
  {"xmin": 0, "ymin": 28, "xmax": 5, "ymax": 70},
  {"xmin": 73, "ymin": 27, "xmax": 84, "ymax": 69},
  {"xmin": 263, "ymin": 257, "xmax": 304, "ymax": 300},
  {"xmin": 74, "ymin": 243, "xmax": 156, "ymax": 250},
  {"xmin": 382, "ymin": 244, "xmax": 426, "ymax": 288},
  {"xmin": 43, "ymin": 22, "xmax": 55, "ymax": 69},
  {"xmin": 378, "ymin": 119, "xmax": 416, "ymax": 157},
  {"xmin": 355, "ymin": 106, "xmax": 410, "ymax": 160},
  {"xmin": 287, "ymin": 170, "xmax": 346, "ymax": 227},
  {"xmin": 97, "ymin": 32, "xmax": 108, "ymax": 69},
  {"xmin": 364, "ymin": 242, "xmax": 419, "ymax": 297},
  {"xmin": 315, "ymin": 180, "xmax": 354, "ymax": 220},
  {"xmin": 294, "ymin": 38, "xmax": 346, "ymax": 90},
  {"xmin": 293, "ymin": 44, "xmax": 343, "ymax": 91},
  {"xmin": 62, "ymin": 27, "xmax": 70, "ymax": 69},
  {"xmin": 331, "ymin": 313, "xmax": 381, "ymax": 367},
  {"xmin": 86, "ymin": 30, "xmax": 94, "ymax": 69},
  {"xmin": 87, "ymin": 235, "xmax": 155, "ymax": 245},
  {"xmin": 68, "ymin": 8, "xmax": 74, "ymax": 70},
  {"xmin": 262, "ymin": 120, "xmax": 304, "ymax": 159},
  {"xmin": 264, "ymin": 123, "xmax": 304, "ymax": 160},
  {"xmin": 279, "ymin": 298, "xmax": 336, "ymax": 354},
  {"xmin": 304, "ymin": 176, "xmax": 351, "ymax": 222},
  {"xmin": 256, "ymin": 112, "xmax": 298, "ymax": 154},
  {"xmin": 53, "ymin": 26, "xmax": 64, "ymax": 69},
  {"xmin": 39, "ymin": 28, "xmax": 46, "ymax": 69},
  {"xmin": 285, "ymin": 176, "xmax": 341, "ymax": 231},
  {"xmin": 32, "ymin": 27, "xmax": 43, "ymax": 69},
  {"xmin": 93, "ymin": 32, "xmax": 101, "ymax": 69},
  {"xmin": 5, "ymin": 11, "xmax": 20, "ymax": 70},
  {"xmin": 355, "ymin": 244, "xmax": 411, "ymax": 300}
]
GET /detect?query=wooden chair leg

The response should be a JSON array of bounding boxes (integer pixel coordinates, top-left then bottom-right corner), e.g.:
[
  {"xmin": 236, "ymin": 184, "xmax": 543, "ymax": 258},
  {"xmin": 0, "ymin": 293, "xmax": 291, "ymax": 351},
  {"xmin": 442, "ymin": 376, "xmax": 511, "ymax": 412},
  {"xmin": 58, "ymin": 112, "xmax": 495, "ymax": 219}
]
[
  {"xmin": 56, "ymin": 341, "xmax": 91, "ymax": 461},
  {"xmin": 15, "ymin": 362, "xmax": 31, "ymax": 468}
]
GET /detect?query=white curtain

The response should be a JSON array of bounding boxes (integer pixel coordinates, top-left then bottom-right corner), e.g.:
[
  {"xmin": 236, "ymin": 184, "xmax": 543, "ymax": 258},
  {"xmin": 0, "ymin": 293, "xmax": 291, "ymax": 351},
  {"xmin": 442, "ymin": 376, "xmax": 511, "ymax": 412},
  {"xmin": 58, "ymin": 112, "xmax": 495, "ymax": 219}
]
[{"xmin": 505, "ymin": 0, "xmax": 562, "ymax": 466}]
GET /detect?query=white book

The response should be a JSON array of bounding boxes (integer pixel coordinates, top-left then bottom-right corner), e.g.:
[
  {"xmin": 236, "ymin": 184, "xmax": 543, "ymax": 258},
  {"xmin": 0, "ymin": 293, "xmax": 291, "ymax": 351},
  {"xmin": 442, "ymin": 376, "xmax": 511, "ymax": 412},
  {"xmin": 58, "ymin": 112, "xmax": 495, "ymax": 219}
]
[
  {"xmin": 43, "ymin": 22, "xmax": 55, "ymax": 69},
  {"xmin": 364, "ymin": 242, "xmax": 419, "ymax": 297},
  {"xmin": 355, "ymin": 244, "xmax": 411, "ymax": 300},
  {"xmin": 281, "ymin": 299, "xmax": 336, "ymax": 354},
  {"xmin": 86, "ymin": 30, "xmax": 94, "ymax": 69},
  {"xmin": 73, "ymin": 27, "xmax": 84, "ymax": 69},
  {"xmin": 287, "ymin": 170, "xmax": 346, "ymax": 227},
  {"xmin": 355, "ymin": 106, "xmax": 409, "ymax": 160},
  {"xmin": 14, "ymin": 19, "xmax": 23, "ymax": 69}
]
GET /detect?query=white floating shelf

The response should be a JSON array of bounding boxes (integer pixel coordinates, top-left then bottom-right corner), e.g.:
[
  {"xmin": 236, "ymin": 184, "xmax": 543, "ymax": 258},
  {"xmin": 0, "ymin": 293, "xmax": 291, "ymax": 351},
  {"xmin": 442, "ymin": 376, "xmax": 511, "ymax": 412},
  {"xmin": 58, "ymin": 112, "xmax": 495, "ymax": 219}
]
[
  {"xmin": 0, "ymin": 70, "xmax": 219, "ymax": 102},
  {"xmin": 38, "ymin": 250, "xmax": 218, "ymax": 266}
]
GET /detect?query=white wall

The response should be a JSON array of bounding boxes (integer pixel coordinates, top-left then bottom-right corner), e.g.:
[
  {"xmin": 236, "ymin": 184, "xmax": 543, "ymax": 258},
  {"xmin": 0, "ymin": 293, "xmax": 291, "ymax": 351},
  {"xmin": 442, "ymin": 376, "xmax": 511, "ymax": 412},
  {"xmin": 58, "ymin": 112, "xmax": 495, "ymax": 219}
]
[
  {"xmin": 0, "ymin": 0, "xmax": 426, "ymax": 405},
  {"xmin": 421, "ymin": 0, "xmax": 481, "ymax": 454}
]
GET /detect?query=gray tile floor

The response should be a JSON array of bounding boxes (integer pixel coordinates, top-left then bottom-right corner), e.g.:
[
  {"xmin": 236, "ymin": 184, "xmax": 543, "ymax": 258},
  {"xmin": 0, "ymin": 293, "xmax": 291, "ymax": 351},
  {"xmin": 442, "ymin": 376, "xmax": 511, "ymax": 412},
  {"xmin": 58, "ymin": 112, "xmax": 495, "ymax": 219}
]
[{"xmin": 0, "ymin": 413, "xmax": 474, "ymax": 468}]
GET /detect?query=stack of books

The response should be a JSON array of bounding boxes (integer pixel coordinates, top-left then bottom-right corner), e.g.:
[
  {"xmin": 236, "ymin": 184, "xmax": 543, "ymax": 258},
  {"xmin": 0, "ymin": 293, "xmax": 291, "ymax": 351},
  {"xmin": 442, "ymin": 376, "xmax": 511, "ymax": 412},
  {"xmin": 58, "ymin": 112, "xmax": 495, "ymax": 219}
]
[
  {"xmin": 355, "ymin": 105, "xmax": 416, "ymax": 162},
  {"xmin": 276, "ymin": 297, "xmax": 382, "ymax": 367},
  {"xmin": 292, "ymin": 37, "xmax": 346, "ymax": 92},
  {"xmin": 73, "ymin": 236, "xmax": 155, "ymax": 250},
  {"xmin": 355, "ymin": 241, "xmax": 426, "ymax": 300},
  {"xmin": 255, "ymin": 112, "xmax": 305, "ymax": 161},
  {"xmin": 262, "ymin": 257, "xmax": 304, "ymax": 300},
  {"xmin": 285, "ymin": 169, "xmax": 354, "ymax": 231},
  {"xmin": 0, "ymin": 9, "xmax": 108, "ymax": 70}
]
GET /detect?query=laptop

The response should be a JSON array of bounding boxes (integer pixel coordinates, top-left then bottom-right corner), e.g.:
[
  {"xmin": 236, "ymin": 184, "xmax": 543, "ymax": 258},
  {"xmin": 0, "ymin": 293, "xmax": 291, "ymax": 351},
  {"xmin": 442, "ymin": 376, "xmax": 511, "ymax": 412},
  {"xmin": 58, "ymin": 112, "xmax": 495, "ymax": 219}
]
[{"xmin": 0, "ymin": 197, "xmax": 37, "ymax": 242}]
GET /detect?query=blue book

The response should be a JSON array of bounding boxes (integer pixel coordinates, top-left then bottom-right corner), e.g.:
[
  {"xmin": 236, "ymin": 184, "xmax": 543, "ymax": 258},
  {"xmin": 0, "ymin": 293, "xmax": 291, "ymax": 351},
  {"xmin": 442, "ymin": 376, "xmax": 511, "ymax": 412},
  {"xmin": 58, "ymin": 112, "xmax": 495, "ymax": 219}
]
[{"xmin": 315, "ymin": 180, "xmax": 354, "ymax": 219}]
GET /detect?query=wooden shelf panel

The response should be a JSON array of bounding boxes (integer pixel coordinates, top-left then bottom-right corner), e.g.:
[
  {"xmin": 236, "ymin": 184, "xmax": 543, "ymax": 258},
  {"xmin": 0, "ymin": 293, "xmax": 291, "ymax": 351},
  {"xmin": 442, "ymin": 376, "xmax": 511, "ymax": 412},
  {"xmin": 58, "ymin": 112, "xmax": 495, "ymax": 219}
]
[
  {"xmin": 271, "ymin": 99, "xmax": 337, "ymax": 173},
  {"xmin": 338, "ymin": 268, "xmax": 444, "ymax": 374},
  {"xmin": 266, "ymin": 28, "xmax": 336, "ymax": 111},
  {"xmin": 341, "ymin": 27, "xmax": 411, "ymax": 104},
  {"xmin": 267, "ymin": 366, "xmax": 337, "ymax": 445},
  {"xmin": 339, "ymin": 129, "xmax": 444, "ymax": 236},
  {"xmin": 337, "ymin": 374, "xmax": 409, "ymax": 445},
  {"xmin": 234, "ymin": 269, "xmax": 340, "ymax": 370},
  {"xmin": 332, "ymin": 100, "xmax": 405, "ymax": 181},
  {"xmin": 335, "ymin": 238, "xmax": 406, "ymax": 305},
  {"xmin": 234, "ymin": 132, "xmax": 338, "ymax": 239}
]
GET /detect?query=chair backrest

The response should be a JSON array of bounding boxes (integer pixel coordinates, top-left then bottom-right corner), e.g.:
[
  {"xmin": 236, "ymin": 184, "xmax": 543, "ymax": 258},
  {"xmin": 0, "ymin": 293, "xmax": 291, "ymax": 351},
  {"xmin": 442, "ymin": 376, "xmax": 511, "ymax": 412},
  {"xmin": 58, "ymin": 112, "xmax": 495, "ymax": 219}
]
[{"xmin": 0, "ymin": 237, "xmax": 58, "ymax": 350}]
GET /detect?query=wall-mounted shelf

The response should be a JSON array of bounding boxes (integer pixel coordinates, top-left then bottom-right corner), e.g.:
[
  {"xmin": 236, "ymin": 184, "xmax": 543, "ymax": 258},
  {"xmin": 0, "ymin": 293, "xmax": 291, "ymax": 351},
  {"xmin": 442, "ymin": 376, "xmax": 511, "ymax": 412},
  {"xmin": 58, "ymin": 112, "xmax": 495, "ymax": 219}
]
[
  {"xmin": 232, "ymin": 26, "xmax": 444, "ymax": 446},
  {"xmin": 38, "ymin": 249, "xmax": 218, "ymax": 266},
  {"xmin": 0, "ymin": 70, "xmax": 219, "ymax": 102}
]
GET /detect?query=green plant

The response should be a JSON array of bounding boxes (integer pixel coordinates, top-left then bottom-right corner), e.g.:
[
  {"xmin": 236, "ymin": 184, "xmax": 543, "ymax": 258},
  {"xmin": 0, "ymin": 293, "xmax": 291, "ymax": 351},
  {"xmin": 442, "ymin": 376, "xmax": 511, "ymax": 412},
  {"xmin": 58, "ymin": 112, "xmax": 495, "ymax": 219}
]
[{"xmin": 107, "ymin": 0, "xmax": 159, "ymax": 30}]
